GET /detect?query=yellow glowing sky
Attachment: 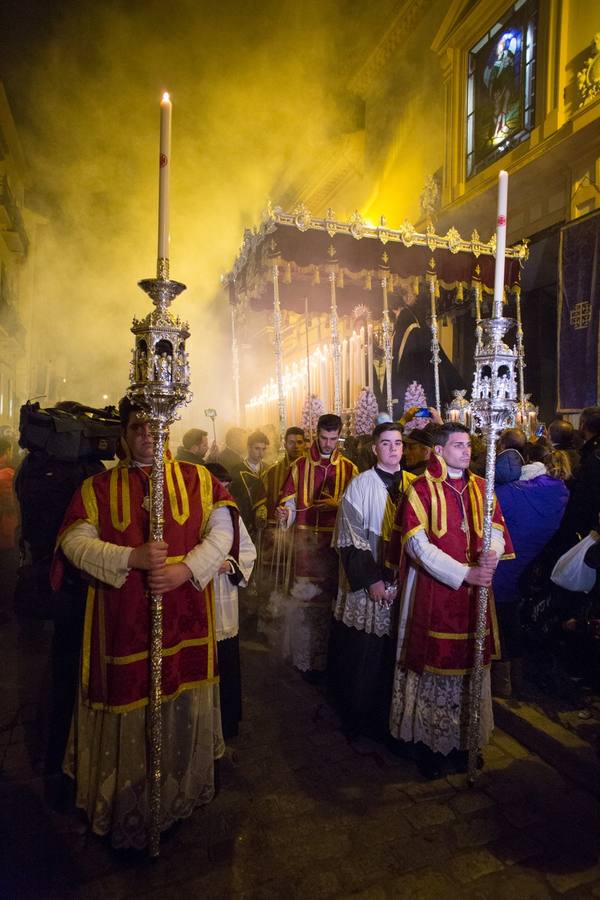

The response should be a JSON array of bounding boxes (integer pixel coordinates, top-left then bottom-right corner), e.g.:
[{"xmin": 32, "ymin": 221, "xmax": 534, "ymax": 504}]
[{"xmin": 0, "ymin": 0, "xmax": 423, "ymax": 431}]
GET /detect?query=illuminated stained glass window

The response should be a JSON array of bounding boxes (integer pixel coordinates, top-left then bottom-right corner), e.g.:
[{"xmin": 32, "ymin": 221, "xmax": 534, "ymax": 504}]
[{"xmin": 466, "ymin": 0, "xmax": 537, "ymax": 178}]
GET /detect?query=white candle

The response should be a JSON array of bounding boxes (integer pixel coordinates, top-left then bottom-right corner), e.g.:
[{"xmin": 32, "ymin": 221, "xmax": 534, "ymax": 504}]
[
  {"xmin": 158, "ymin": 92, "xmax": 172, "ymax": 262},
  {"xmin": 493, "ymin": 170, "xmax": 508, "ymax": 318}
]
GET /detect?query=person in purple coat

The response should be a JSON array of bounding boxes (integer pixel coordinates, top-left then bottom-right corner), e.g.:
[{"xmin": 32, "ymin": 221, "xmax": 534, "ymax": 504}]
[{"xmin": 492, "ymin": 443, "xmax": 571, "ymax": 697}]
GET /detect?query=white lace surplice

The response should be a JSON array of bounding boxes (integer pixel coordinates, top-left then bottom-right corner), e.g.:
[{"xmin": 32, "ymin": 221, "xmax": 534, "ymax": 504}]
[
  {"xmin": 64, "ymin": 684, "xmax": 224, "ymax": 849},
  {"xmin": 333, "ymin": 468, "xmax": 395, "ymax": 637}
]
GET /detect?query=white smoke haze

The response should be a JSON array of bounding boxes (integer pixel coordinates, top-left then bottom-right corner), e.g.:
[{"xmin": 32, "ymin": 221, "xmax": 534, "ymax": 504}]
[{"xmin": 0, "ymin": 0, "xmax": 394, "ymax": 438}]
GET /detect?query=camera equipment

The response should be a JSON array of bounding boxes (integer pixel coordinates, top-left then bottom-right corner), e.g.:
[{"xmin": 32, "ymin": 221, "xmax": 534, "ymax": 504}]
[{"xmin": 18, "ymin": 400, "xmax": 121, "ymax": 461}]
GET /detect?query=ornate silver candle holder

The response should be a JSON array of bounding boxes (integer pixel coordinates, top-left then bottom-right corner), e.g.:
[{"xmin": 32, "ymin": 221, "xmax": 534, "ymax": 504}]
[{"xmin": 127, "ymin": 272, "xmax": 192, "ymax": 857}]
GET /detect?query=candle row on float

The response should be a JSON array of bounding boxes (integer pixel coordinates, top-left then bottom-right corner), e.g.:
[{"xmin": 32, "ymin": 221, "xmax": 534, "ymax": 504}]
[{"xmin": 244, "ymin": 328, "xmax": 375, "ymax": 431}]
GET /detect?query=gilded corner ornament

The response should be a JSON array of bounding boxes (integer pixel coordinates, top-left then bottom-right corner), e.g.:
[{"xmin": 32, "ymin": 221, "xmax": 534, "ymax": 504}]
[{"xmin": 577, "ymin": 34, "xmax": 600, "ymax": 106}]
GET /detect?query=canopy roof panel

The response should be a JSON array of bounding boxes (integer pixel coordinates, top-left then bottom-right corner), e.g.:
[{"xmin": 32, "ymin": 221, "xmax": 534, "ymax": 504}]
[{"xmin": 224, "ymin": 204, "xmax": 529, "ymax": 316}]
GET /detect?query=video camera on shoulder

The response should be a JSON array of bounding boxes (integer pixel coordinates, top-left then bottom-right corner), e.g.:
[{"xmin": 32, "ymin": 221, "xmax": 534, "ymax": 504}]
[{"xmin": 19, "ymin": 400, "xmax": 121, "ymax": 461}]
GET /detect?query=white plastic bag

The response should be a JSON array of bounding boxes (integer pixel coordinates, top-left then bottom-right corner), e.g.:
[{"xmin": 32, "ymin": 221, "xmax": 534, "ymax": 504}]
[{"xmin": 551, "ymin": 531, "xmax": 599, "ymax": 594}]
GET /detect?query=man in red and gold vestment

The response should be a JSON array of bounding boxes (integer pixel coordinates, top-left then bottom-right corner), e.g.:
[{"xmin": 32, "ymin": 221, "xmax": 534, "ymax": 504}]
[
  {"xmin": 52, "ymin": 397, "xmax": 238, "ymax": 849},
  {"xmin": 388, "ymin": 423, "xmax": 513, "ymax": 778},
  {"xmin": 263, "ymin": 426, "xmax": 307, "ymax": 526},
  {"xmin": 276, "ymin": 414, "xmax": 357, "ymax": 676},
  {"xmin": 260, "ymin": 426, "xmax": 306, "ymax": 588}
]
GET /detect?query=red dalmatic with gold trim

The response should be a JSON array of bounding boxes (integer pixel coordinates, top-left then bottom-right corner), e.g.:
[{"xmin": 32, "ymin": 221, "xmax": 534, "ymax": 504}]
[
  {"xmin": 279, "ymin": 442, "xmax": 357, "ymax": 578},
  {"xmin": 390, "ymin": 453, "xmax": 514, "ymax": 676},
  {"xmin": 263, "ymin": 454, "xmax": 293, "ymax": 525},
  {"xmin": 52, "ymin": 459, "xmax": 237, "ymax": 713}
]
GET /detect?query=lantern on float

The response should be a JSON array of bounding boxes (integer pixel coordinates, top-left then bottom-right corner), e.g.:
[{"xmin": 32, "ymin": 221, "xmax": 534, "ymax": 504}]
[{"xmin": 445, "ymin": 389, "xmax": 472, "ymax": 430}]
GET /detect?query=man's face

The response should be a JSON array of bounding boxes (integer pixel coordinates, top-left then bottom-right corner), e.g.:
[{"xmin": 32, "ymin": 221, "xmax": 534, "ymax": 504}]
[
  {"xmin": 125, "ymin": 413, "xmax": 154, "ymax": 465},
  {"xmin": 436, "ymin": 433, "xmax": 471, "ymax": 471},
  {"xmin": 373, "ymin": 430, "xmax": 403, "ymax": 470},
  {"xmin": 317, "ymin": 429, "xmax": 340, "ymax": 456},
  {"xmin": 248, "ymin": 441, "xmax": 268, "ymax": 464},
  {"xmin": 285, "ymin": 433, "xmax": 306, "ymax": 460},
  {"xmin": 404, "ymin": 441, "xmax": 430, "ymax": 468},
  {"xmin": 198, "ymin": 435, "xmax": 209, "ymax": 458}
]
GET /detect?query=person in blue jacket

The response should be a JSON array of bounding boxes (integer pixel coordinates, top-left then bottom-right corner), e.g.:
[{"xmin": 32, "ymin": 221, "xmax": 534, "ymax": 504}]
[{"xmin": 492, "ymin": 441, "xmax": 571, "ymax": 697}]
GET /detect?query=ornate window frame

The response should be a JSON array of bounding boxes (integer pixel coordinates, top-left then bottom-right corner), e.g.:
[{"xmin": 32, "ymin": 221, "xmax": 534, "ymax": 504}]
[{"xmin": 465, "ymin": 0, "xmax": 538, "ymax": 178}]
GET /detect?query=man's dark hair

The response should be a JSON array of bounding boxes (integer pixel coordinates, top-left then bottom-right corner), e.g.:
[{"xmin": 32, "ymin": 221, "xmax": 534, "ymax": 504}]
[
  {"xmin": 118, "ymin": 396, "xmax": 145, "ymax": 428},
  {"xmin": 285, "ymin": 426, "xmax": 305, "ymax": 440},
  {"xmin": 225, "ymin": 426, "xmax": 246, "ymax": 448},
  {"xmin": 372, "ymin": 422, "xmax": 403, "ymax": 441},
  {"xmin": 498, "ymin": 427, "xmax": 527, "ymax": 452},
  {"xmin": 431, "ymin": 422, "xmax": 470, "ymax": 447},
  {"xmin": 247, "ymin": 430, "xmax": 269, "ymax": 447},
  {"xmin": 524, "ymin": 440, "xmax": 549, "ymax": 464},
  {"xmin": 580, "ymin": 407, "xmax": 600, "ymax": 437},
  {"xmin": 317, "ymin": 414, "xmax": 342, "ymax": 433},
  {"xmin": 182, "ymin": 428, "xmax": 208, "ymax": 450},
  {"xmin": 548, "ymin": 418, "xmax": 574, "ymax": 449}
]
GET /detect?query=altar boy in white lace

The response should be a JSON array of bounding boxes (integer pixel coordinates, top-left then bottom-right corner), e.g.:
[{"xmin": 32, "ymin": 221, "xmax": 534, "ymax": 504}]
[{"xmin": 331, "ymin": 423, "xmax": 415, "ymax": 741}]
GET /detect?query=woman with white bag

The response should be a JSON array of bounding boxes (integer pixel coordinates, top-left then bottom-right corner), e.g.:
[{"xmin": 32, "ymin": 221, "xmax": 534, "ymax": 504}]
[{"xmin": 551, "ymin": 516, "xmax": 600, "ymax": 689}]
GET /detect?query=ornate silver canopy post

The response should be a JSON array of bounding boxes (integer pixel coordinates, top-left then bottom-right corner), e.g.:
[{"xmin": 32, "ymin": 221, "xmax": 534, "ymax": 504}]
[
  {"xmin": 231, "ymin": 304, "xmax": 241, "ymax": 424},
  {"xmin": 469, "ymin": 268, "xmax": 484, "ymax": 433},
  {"xmin": 513, "ymin": 284, "xmax": 528, "ymax": 429},
  {"xmin": 272, "ymin": 264, "xmax": 287, "ymax": 447},
  {"xmin": 304, "ymin": 297, "xmax": 314, "ymax": 442},
  {"xmin": 381, "ymin": 274, "xmax": 394, "ymax": 419},
  {"xmin": 426, "ymin": 261, "xmax": 442, "ymax": 415},
  {"xmin": 329, "ymin": 272, "xmax": 342, "ymax": 416},
  {"xmin": 473, "ymin": 267, "xmax": 483, "ymax": 354},
  {"xmin": 128, "ymin": 275, "xmax": 191, "ymax": 856},
  {"xmin": 468, "ymin": 171, "xmax": 517, "ymax": 785}
]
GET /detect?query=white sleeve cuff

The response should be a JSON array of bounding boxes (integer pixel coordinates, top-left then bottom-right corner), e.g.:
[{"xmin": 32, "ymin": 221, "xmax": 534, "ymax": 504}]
[
  {"xmin": 61, "ymin": 521, "xmax": 133, "ymax": 588},
  {"xmin": 406, "ymin": 531, "xmax": 469, "ymax": 590}
]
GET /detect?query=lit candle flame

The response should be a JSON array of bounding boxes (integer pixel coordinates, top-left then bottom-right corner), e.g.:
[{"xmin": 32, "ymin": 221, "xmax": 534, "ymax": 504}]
[{"xmin": 162, "ymin": 91, "xmax": 170, "ymax": 103}]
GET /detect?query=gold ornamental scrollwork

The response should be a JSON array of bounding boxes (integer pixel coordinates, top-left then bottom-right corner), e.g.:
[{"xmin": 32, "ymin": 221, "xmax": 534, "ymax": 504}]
[
  {"xmin": 349, "ymin": 210, "xmax": 366, "ymax": 240},
  {"xmin": 426, "ymin": 222, "xmax": 437, "ymax": 252},
  {"xmin": 293, "ymin": 203, "xmax": 312, "ymax": 232},
  {"xmin": 445, "ymin": 226, "xmax": 462, "ymax": 255},
  {"xmin": 399, "ymin": 219, "xmax": 416, "ymax": 247},
  {"xmin": 577, "ymin": 34, "xmax": 600, "ymax": 107}
]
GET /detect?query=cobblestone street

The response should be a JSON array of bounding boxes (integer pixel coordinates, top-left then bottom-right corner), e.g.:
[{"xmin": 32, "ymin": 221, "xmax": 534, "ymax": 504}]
[{"xmin": 1, "ymin": 617, "xmax": 600, "ymax": 899}]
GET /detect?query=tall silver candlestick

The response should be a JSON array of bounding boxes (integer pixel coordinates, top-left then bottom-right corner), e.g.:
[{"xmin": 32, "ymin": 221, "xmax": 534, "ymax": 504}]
[
  {"xmin": 129, "ymin": 270, "xmax": 192, "ymax": 862},
  {"xmin": 468, "ymin": 170, "xmax": 516, "ymax": 785},
  {"xmin": 329, "ymin": 272, "xmax": 342, "ymax": 417},
  {"xmin": 427, "ymin": 265, "xmax": 442, "ymax": 415},
  {"xmin": 272, "ymin": 264, "xmax": 287, "ymax": 447}
]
